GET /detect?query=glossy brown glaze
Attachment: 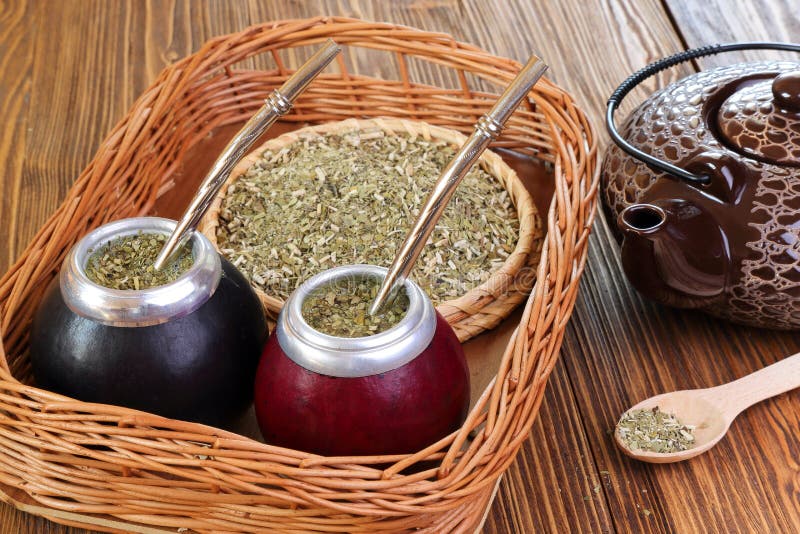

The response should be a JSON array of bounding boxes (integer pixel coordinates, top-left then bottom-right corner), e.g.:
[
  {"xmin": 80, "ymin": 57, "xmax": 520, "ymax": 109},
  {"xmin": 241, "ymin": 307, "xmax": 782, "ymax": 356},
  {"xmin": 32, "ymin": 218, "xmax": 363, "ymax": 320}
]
[
  {"xmin": 717, "ymin": 75, "xmax": 800, "ymax": 165},
  {"xmin": 773, "ymin": 71, "xmax": 800, "ymax": 111},
  {"xmin": 602, "ymin": 61, "xmax": 800, "ymax": 329}
]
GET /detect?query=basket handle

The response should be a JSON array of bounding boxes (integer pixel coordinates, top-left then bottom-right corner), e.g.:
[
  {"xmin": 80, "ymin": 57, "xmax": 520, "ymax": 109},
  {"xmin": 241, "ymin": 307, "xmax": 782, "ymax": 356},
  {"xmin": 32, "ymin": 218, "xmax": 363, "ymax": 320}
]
[{"xmin": 606, "ymin": 41, "xmax": 800, "ymax": 186}]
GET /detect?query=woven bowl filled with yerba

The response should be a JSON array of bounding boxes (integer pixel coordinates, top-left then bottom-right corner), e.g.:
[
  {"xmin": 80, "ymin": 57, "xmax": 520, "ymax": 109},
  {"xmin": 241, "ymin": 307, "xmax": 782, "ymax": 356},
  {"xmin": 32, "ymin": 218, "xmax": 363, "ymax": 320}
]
[{"xmin": 199, "ymin": 118, "xmax": 543, "ymax": 342}]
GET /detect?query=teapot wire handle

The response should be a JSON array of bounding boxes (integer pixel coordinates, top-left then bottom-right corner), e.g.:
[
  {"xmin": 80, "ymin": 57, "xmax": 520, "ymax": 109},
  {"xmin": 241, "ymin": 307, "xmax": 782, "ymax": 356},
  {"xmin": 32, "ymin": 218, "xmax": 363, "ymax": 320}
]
[{"xmin": 606, "ymin": 41, "xmax": 800, "ymax": 186}]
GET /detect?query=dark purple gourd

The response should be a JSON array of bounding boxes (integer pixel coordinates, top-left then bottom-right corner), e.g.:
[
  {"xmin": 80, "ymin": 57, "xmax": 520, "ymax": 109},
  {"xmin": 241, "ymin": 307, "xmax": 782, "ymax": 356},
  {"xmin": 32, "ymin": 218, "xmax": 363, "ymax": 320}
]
[{"xmin": 29, "ymin": 217, "xmax": 268, "ymax": 428}]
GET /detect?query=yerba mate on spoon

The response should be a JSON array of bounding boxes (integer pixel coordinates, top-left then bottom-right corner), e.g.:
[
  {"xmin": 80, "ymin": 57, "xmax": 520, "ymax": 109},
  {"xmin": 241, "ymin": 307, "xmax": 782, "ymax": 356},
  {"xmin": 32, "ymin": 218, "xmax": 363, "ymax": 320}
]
[
  {"xmin": 615, "ymin": 351, "xmax": 800, "ymax": 463},
  {"xmin": 254, "ymin": 53, "xmax": 548, "ymax": 456}
]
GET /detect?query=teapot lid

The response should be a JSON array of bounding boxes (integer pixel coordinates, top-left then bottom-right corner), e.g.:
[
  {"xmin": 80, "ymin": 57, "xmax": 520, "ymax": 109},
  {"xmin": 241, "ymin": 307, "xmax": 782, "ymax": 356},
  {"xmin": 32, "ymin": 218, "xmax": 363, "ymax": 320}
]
[{"xmin": 717, "ymin": 71, "xmax": 800, "ymax": 165}]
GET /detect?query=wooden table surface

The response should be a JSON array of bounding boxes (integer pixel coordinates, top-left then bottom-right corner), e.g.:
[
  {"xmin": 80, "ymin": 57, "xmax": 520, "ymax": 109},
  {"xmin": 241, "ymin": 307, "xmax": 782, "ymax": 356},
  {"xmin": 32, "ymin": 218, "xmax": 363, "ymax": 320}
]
[{"xmin": 1, "ymin": 0, "xmax": 799, "ymax": 532}]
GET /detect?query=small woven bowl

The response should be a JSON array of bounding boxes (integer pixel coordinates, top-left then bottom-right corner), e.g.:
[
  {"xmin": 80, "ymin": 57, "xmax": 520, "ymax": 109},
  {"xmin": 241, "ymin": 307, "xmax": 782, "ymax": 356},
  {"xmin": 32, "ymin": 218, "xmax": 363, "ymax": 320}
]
[{"xmin": 199, "ymin": 117, "xmax": 542, "ymax": 342}]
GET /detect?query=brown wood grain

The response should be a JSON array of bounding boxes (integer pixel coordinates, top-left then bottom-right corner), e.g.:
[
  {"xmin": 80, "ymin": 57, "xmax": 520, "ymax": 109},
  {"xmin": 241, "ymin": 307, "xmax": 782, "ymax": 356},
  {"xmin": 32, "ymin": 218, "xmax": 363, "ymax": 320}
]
[
  {"xmin": 0, "ymin": 0, "xmax": 37, "ymax": 277},
  {"xmin": 665, "ymin": 0, "xmax": 800, "ymax": 67},
  {"xmin": 1, "ymin": 0, "xmax": 799, "ymax": 532}
]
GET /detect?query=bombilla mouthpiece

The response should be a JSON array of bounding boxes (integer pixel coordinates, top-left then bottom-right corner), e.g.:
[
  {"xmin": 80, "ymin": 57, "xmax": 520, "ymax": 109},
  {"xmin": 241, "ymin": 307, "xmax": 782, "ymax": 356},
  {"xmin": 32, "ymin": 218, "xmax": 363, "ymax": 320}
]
[
  {"xmin": 153, "ymin": 39, "xmax": 341, "ymax": 270},
  {"xmin": 369, "ymin": 53, "xmax": 548, "ymax": 316}
]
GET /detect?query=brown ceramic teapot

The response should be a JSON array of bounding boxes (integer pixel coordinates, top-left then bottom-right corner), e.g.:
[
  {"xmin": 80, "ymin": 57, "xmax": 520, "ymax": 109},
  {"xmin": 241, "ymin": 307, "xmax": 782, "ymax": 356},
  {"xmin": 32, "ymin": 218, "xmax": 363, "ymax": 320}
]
[{"xmin": 602, "ymin": 42, "xmax": 800, "ymax": 329}]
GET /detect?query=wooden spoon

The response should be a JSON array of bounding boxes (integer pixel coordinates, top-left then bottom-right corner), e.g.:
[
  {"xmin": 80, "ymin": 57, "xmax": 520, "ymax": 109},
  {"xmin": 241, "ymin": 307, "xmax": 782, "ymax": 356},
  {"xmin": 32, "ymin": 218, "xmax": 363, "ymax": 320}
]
[{"xmin": 615, "ymin": 352, "xmax": 800, "ymax": 463}]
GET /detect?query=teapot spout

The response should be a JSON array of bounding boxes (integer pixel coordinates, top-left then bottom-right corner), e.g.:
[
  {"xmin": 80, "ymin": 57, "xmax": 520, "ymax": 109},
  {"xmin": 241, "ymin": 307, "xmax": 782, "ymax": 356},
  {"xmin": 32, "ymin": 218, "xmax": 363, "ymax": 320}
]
[
  {"xmin": 618, "ymin": 201, "xmax": 728, "ymax": 309},
  {"xmin": 618, "ymin": 203, "xmax": 667, "ymax": 236}
]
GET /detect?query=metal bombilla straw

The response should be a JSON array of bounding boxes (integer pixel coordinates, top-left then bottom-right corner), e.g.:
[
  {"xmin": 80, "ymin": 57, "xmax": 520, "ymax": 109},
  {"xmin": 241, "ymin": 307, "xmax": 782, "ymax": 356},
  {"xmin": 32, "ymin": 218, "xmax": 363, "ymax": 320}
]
[
  {"xmin": 154, "ymin": 39, "xmax": 342, "ymax": 270},
  {"xmin": 369, "ymin": 53, "xmax": 548, "ymax": 316}
]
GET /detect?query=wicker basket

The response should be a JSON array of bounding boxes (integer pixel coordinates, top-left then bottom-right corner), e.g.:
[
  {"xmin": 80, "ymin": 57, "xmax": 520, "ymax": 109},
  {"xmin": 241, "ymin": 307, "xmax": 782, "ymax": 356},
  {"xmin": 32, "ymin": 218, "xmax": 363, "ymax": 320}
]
[
  {"xmin": 0, "ymin": 17, "xmax": 598, "ymax": 533},
  {"xmin": 198, "ymin": 117, "xmax": 543, "ymax": 342}
]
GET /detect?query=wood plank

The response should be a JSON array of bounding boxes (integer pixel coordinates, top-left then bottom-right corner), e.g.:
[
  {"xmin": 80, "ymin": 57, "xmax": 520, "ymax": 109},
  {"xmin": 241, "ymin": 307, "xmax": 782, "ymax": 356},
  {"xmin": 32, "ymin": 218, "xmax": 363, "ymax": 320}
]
[
  {"xmin": 665, "ymin": 0, "xmax": 799, "ymax": 67},
  {"xmin": 0, "ymin": 0, "xmax": 37, "ymax": 278},
  {"xmin": 18, "ymin": 0, "xmax": 132, "ymax": 256},
  {"xmin": 485, "ymin": 358, "xmax": 614, "ymax": 534}
]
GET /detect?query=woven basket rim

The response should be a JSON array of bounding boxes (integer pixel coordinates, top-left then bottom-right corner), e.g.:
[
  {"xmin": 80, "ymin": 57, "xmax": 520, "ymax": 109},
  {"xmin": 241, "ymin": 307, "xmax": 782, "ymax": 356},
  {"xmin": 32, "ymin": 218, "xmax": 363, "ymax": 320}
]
[
  {"xmin": 198, "ymin": 117, "xmax": 542, "ymax": 341},
  {"xmin": 0, "ymin": 16, "xmax": 599, "ymax": 533}
]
